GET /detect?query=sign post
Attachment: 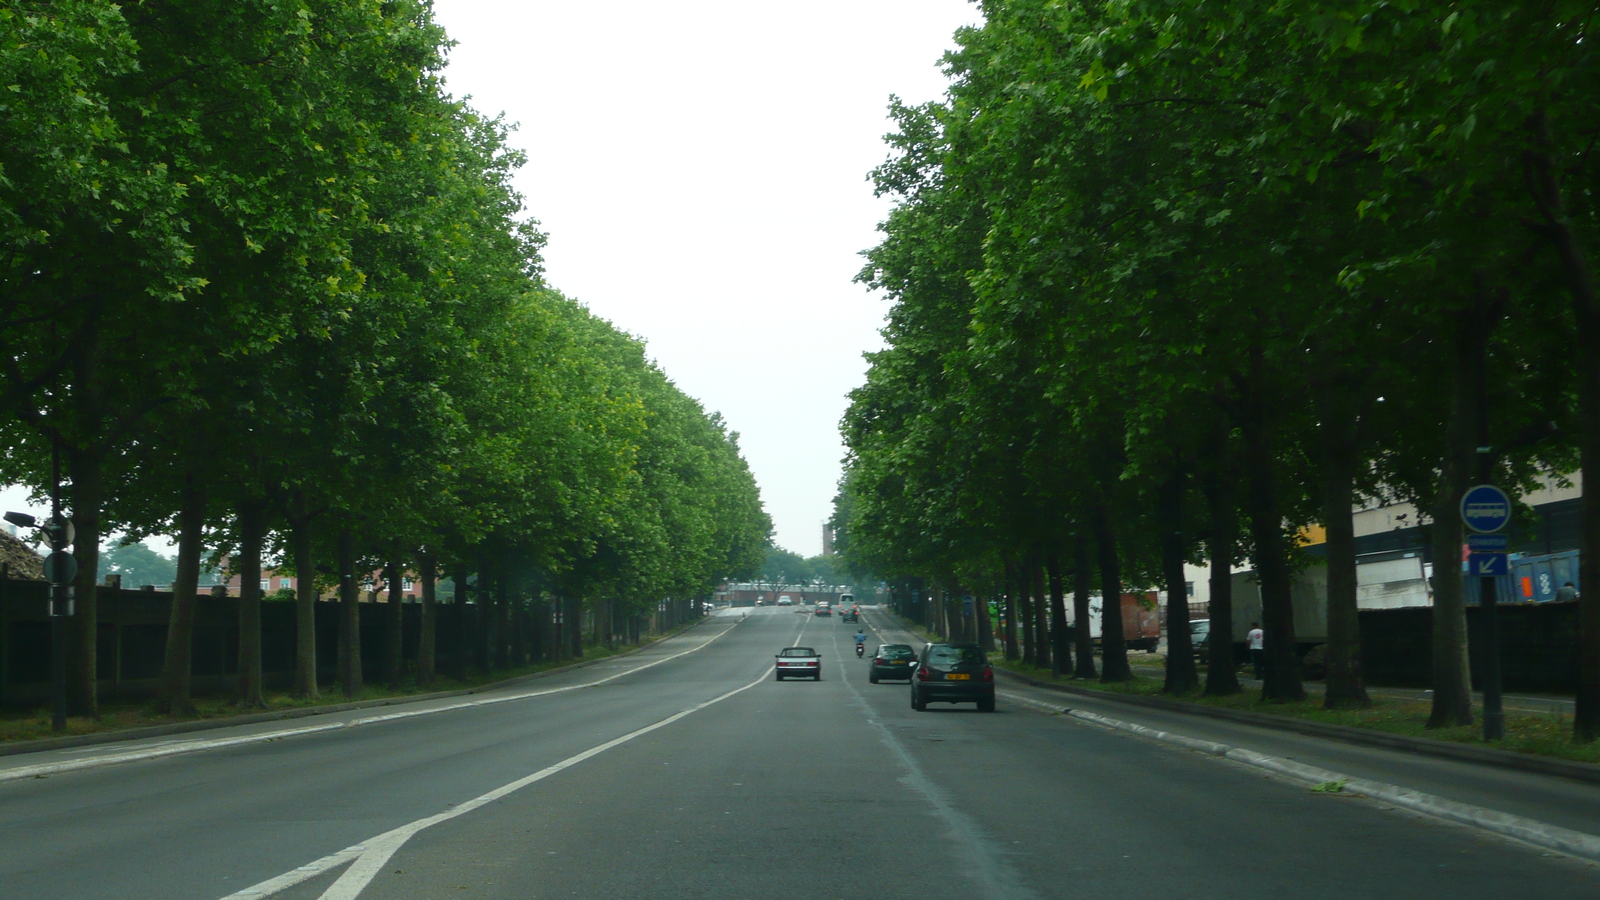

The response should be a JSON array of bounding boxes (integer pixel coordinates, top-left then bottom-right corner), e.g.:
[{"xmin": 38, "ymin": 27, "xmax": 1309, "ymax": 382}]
[{"xmin": 1460, "ymin": 483, "xmax": 1510, "ymax": 741}]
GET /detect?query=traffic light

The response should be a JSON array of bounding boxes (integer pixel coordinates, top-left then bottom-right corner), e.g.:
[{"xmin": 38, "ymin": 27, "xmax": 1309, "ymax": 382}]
[{"xmin": 7, "ymin": 511, "xmax": 76, "ymax": 616}]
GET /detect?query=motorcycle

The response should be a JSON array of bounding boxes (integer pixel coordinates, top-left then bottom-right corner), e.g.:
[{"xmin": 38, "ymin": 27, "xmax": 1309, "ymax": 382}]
[{"xmin": 855, "ymin": 642, "xmax": 865, "ymax": 659}]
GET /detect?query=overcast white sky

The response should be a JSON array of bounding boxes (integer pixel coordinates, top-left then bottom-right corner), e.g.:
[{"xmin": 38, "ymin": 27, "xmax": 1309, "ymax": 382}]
[
  {"xmin": 430, "ymin": 1, "xmax": 981, "ymax": 555},
  {"xmin": 0, "ymin": 1, "xmax": 982, "ymax": 558}
]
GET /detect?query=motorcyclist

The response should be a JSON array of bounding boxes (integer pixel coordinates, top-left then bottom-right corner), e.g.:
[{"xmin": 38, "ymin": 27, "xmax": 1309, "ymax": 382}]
[{"xmin": 854, "ymin": 630, "xmax": 867, "ymax": 656}]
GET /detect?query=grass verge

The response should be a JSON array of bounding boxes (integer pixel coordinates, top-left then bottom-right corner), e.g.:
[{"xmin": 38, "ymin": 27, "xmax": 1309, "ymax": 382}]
[
  {"xmin": 1, "ymin": 626, "xmax": 690, "ymax": 745},
  {"xmin": 993, "ymin": 658, "xmax": 1600, "ymax": 766}
]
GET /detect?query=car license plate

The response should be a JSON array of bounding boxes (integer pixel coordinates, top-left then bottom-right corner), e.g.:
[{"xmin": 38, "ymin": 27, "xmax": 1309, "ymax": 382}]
[
  {"xmin": 945, "ymin": 673, "xmax": 970, "ymax": 680},
  {"xmin": 892, "ymin": 660, "xmax": 906, "ymax": 665}
]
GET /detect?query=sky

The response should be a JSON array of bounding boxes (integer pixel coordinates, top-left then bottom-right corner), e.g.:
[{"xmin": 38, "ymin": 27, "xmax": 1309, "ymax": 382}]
[
  {"xmin": 0, "ymin": 1, "xmax": 984, "ymax": 558},
  {"xmin": 427, "ymin": 1, "xmax": 981, "ymax": 556}
]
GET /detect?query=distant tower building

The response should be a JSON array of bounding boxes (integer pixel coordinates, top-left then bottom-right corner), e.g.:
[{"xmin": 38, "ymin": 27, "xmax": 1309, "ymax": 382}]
[{"xmin": 821, "ymin": 523, "xmax": 835, "ymax": 556}]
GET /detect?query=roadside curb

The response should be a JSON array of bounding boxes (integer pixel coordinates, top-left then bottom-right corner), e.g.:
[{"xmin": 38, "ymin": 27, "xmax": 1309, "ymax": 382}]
[
  {"xmin": 0, "ymin": 615, "xmax": 741, "ymax": 784},
  {"xmin": 996, "ymin": 669, "xmax": 1600, "ymax": 787},
  {"xmin": 0, "ymin": 617, "xmax": 716, "ymax": 760},
  {"xmin": 1043, "ymin": 698, "xmax": 1600, "ymax": 865}
]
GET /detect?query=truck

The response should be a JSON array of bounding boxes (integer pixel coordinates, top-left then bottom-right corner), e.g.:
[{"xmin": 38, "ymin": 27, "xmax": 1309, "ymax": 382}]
[{"xmin": 1071, "ymin": 592, "xmax": 1161, "ymax": 653}]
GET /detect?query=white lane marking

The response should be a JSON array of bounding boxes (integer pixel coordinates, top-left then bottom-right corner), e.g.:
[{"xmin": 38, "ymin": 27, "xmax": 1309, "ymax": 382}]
[
  {"xmin": 834, "ymin": 625, "xmax": 1038, "ymax": 900},
  {"xmin": 1003, "ymin": 686, "xmax": 1600, "ymax": 864},
  {"xmin": 2, "ymin": 621, "xmax": 744, "ymax": 785},
  {"xmin": 219, "ymin": 667, "xmax": 776, "ymax": 900}
]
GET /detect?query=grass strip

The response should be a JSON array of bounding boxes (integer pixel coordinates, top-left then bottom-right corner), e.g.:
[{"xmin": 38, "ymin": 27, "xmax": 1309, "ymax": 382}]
[{"xmin": 992, "ymin": 658, "xmax": 1600, "ymax": 766}]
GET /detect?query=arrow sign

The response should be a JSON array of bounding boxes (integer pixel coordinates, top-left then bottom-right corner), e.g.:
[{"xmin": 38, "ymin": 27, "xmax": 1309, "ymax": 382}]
[
  {"xmin": 1470, "ymin": 552, "xmax": 1508, "ymax": 577},
  {"xmin": 1460, "ymin": 484, "xmax": 1512, "ymax": 534}
]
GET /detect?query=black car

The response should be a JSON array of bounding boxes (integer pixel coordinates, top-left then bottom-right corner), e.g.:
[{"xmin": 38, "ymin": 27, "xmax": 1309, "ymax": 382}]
[
  {"xmin": 910, "ymin": 642, "xmax": 995, "ymax": 712},
  {"xmin": 840, "ymin": 608, "xmax": 859, "ymax": 623},
  {"xmin": 868, "ymin": 643, "xmax": 915, "ymax": 682}
]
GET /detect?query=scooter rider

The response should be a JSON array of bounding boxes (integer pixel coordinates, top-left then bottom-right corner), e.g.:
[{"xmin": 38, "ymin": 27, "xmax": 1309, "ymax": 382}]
[{"xmin": 854, "ymin": 629, "xmax": 867, "ymax": 656}]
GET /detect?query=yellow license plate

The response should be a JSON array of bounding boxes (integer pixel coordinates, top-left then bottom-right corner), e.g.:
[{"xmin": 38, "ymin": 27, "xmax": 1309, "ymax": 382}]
[
  {"xmin": 892, "ymin": 660, "xmax": 907, "ymax": 665},
  {"xmin": 945, "ymin": 673, "xmax": 970, "ymax": 681}
]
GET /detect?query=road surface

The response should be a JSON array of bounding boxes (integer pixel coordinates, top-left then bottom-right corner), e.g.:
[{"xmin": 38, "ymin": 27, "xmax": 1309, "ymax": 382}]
[{"xmin": 2, "ymin": 606, "xmax": 1597, "ymax": 899}]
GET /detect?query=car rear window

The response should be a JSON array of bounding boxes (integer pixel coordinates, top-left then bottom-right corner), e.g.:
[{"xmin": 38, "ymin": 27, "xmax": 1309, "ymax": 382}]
[
  {"xmin": 780, "ymin": 648, "xmax": 816, "ymax": 657},
  {"xmin": 878, "ymin": 646, "xmax": 914, "ymax": 660},
  {"xmin": 927, "ymin": 645, "xmax": 984, "ymax": 666}
]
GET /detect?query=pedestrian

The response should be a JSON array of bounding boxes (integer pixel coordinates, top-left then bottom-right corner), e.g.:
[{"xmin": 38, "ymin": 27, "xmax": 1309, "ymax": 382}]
[
  {"xmin": 1247, "ymin": 621, "xmax": 1265, "ymax": 680},
  {"xmin": 1555, "ymin": 581, "xmax": 1579, "ymax": 602}
]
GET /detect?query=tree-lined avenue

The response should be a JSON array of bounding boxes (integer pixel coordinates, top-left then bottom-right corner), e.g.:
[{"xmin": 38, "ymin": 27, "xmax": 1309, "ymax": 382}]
[{"xmin": 3, "ymin": 607, "xmax": 1596, "ymax": 900}]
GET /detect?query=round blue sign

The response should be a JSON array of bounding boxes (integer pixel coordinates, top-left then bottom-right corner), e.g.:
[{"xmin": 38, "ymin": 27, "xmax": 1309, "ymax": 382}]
[{"xmin": 1460, "ymin": 484, "xmax": 1512, "ymax": 533}]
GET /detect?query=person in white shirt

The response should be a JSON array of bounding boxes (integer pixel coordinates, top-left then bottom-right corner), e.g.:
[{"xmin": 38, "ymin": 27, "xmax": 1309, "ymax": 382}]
[{"xmin": 1247, "ymin": 622, "xmax": 1265, "ymax": 680}]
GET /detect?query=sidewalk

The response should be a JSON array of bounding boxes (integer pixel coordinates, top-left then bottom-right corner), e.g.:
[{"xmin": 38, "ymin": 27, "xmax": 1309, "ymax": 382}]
[{"xmin": 863, "ymin": 608, "xmax": 1600, "ymax": 863}]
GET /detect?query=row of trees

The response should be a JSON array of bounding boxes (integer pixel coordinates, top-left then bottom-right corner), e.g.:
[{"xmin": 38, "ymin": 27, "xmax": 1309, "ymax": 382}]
[
  {"xmin": 1, "ymin": 1, "xmax": 769, "ymax": 716},
  {"xmin": 834, "ymin": 2, "xmax": 1598, "ymax": 738}
]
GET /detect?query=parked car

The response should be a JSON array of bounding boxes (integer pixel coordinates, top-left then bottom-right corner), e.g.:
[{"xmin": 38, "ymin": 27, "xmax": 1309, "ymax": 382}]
[
  {"xmin": 1190, "ymin": 618, "xmax": 1210, "ymax": 662},
  {"xmin": 910, "ymin": 642, "xmax": 995, "ymax": 711},
  {"xmin": 776, "ymin": 595, "xmax": 793, "ymax": 606},
  {"xmin": 774, "ymin": 646, "xmax": 821, "ymax": 681},
  {"xmin": 868, "ymin": 644, "xmax": 915, "ymax": 682}
]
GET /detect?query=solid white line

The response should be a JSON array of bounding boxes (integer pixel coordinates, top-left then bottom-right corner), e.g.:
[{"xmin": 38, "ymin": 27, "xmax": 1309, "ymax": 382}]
[
  {"xmin": 217, "ymin": 666, "xmax": 775, "ymax": 900},
  {"xmin": 3, "ymin": 620, "xmax": 743, "ymax": 785},
  {"xmin": 1014, "ymin": 689, "xmax": 1600, "ymax": 864}
]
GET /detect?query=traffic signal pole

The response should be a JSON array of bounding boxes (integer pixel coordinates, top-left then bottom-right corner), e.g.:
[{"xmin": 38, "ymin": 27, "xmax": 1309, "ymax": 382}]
[{"xmin": 51, "ymin": 443, "xmax": 67, "ymax": 733}]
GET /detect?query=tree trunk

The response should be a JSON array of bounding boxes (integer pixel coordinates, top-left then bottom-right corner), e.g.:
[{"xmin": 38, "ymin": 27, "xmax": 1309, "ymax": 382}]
[
  {"xmin": 1160, "ymin": 473, "xmax": 1198, "ymax": 694},
  {"xmin": 158, "ymin": 477, "xmax": 206, "ymax": 715},
  {"xmin": 336, "ymin": 526, "xmax": 362, "ymax": 697},
  {"xmin": 1047, "ymin": 551, "xmax": 1069, "ymax": 677},
  {"xmin": 1319, "ymin": 408, "xmax": 1370, "ymax": 709},
  {"xmin": 1092, "ymin": 503, "xmax": 1131, "ymax": 682},
  {"xmin": 977, "ymin": 585, "xmax": 995, "ymax": 653},
  {"xmin": 1072, "ymin": 533, "xmax": 1097, "ymax": 679},
  {"xmin": 568, "ymin": 596, "xmax": 583, "ymax": 658},
  {"xmin": 1002, "ymin": 558, "xmax": 1019, "ymax": 660},
  {"xmin": 385, "ymin": 557, "xmax": 404, "ymax": 688},
  {"xmin": 1427, "ymin": 306, "xmax": 1483, "ymax": 728},
  {"xmin": 1019, "ymin": 573, "xmax": 1036, "ymax": 666},
  {"xmin": 289, "ymin": 506, "xmax": 318, "ymax": 698},
  {"xmin": 1031, "ymin": 556, "xmax": 1050, "ymax": 672},
  {"xmin": 1202, "ymin": 453, "xmax": 1241, "ymax": 696},
  {"xmin": 417, "ymin": 552, "xmax": 437, "ymax": 685},
  {"xmin": 66, "ymin": 445, "xmax": 104, "ymax": 716},
  {"xmin": 1525, "ymin": 113, "xmax": 1600, "ymax": 740},
  {"xmin": 1238, "ymin": 361, "xmax": 1303, "ymax": 701},
  {"xmin": 236, "ymin": 498, "xmax": 268, "ymax": 708}
]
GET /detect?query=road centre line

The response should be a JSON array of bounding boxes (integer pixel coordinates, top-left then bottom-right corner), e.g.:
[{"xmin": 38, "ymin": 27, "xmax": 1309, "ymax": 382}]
[
  {"xmin": 215, "ymin": 667, "xmax": 776, "ymax": 900},
  {"xmin": 1, "ymin": 619, "xmax": 745, "ymax": 785},
  {"xmin": 223, "ymin": 615, "xmax": 796, "ymax": 900}
]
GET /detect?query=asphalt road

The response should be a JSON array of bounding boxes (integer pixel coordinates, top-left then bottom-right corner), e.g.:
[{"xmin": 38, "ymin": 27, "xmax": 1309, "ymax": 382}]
[{"xmin": 2, "ymin": 606, "xmax": 1596, "ymax": 900}]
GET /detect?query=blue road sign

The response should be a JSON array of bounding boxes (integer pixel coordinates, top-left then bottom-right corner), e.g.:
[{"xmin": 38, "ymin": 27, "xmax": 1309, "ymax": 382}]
[
  {"xmin": 1469, "ymin": 552, "xmax": 1509, "ymax": 577},
  {"xmin": 1460, "ymin": 484, "xmax": 1512, "ymax": 533},
  {"xmin": 1466, "ymin": 534, "xmax": 1510, "ymax": 552}
]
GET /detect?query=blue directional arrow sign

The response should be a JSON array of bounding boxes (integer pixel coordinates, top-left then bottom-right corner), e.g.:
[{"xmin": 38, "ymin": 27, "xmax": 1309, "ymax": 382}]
[
  {"xmin": 1460, "ymin": 484, "xmax": 1512, "ymax": 534},
  {"xmin": 1466, "ymin": 534, "xmax": 1510, "ymax": 552},
  {"xmin": 1469, "ymin": 552, "xmax": 1508, "ymax": 577}
]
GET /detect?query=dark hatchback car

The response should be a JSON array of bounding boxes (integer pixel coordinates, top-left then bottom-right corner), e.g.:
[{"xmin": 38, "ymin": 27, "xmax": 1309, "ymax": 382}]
[
  {"xmin": 868, "ymin": 644, "xmax": 916, "ymax": 683},
  {"xmin": 910, "ymin": 642, "xmax": 995, "ymax": 712}
]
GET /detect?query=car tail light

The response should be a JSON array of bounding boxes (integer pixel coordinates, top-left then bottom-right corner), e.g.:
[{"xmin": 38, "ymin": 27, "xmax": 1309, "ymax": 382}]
[
  {"xmin": 917, "ymin": 665, "xmax": 932, "ymax": 681},
  {"xmin": 874, "ymin": 658, "xmax": 883, "ymax": 665},
  {"xmin": 981, "ymin": 666, "xmax": 994, "ymax": 683}
]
